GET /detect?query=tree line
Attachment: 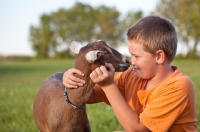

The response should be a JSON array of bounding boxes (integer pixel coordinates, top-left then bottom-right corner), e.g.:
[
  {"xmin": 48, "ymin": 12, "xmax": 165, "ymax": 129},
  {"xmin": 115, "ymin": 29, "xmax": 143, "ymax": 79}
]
[
  {"xmin": 29, "ymin": 2, "xmax": 142, "ymax": 58},
  {"xmin": 29, "ymin": 1, "xmax": 200, "ymax": 59},
  {"xmin": 152, "ymin": 0, "xmax": 200, "ymax": 58}
]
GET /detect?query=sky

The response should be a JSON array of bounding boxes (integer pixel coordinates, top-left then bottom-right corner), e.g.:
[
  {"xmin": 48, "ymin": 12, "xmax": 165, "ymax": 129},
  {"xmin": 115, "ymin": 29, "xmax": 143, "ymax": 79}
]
[{"xmin": 0, "ymin": 0, "xmax": 158, "ymax": 56}]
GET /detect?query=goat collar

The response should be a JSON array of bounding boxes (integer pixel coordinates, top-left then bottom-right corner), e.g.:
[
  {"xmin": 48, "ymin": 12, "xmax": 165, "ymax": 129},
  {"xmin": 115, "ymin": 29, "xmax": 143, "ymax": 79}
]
[{"xmin": 64, "ymin": 87, "xmax": 85, "ymax": 109}]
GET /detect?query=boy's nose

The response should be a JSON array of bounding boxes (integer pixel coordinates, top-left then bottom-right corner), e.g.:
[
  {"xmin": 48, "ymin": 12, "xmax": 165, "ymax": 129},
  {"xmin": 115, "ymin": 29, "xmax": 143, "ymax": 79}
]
[{"xmin": 130, "ymin": 59, "xmax": 135, "ymax": 66}]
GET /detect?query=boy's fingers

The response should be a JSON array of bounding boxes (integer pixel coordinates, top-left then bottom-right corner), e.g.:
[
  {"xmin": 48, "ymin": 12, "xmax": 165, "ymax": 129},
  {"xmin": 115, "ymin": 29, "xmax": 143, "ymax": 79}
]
[
  {"xmin": 95, "ymin": 67, "xmax": 103, "ymax": 76},
  {"xmin": 64, "ymin": 83, "xmax": 78, "ymax": 88},
  {"xmin": 105, "ymin": 63, "xmax": 115, "ymax": 72},
  {"xmin": 62, "ymin": 68, "xmax": 85, "ymax": 88},
  {"xmin": 70, "ymin": 75, "xmax": 85, "ymax": 84},
  {"xmin": 63, "ymin": 78, "xmax": 84, "ymax": 88},
  {"xmin": 70, "ymin": 68, "xmax": 84, "ymax": 77}
]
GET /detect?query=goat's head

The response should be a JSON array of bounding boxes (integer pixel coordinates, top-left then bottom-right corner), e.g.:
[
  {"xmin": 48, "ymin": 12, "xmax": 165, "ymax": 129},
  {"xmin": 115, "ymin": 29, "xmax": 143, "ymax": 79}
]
[{"xmin": 70, "ymin": 40, "xmax": 130, "ymax": 72}]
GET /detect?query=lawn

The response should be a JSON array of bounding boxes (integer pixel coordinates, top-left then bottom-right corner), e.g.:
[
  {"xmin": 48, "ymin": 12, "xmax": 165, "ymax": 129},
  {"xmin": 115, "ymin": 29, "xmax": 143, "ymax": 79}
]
[{"xmin": 0, "ymin": 59, "xmax": 199, "ymax": 131}]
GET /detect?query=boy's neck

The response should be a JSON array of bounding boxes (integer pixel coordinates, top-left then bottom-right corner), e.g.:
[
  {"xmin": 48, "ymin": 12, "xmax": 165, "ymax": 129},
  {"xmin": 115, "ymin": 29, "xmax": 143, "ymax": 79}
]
[{"xmin": 145, "ymin": 65, "xmax": 174, "ymax": 90}]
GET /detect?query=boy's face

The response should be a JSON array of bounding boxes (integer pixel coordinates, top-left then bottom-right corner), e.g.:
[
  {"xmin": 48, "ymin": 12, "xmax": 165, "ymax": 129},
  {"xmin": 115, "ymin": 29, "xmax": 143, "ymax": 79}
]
[{"xmin": 128, "ymin": 40, "xmax": 157, "ymax": 79}]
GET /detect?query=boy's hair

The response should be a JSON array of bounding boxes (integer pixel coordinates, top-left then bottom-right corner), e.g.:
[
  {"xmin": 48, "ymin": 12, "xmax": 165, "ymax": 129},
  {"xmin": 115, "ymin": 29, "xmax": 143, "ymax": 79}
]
[{"xmin": 127, "ymin": 16, "xmax": 177, "ymax": 62}]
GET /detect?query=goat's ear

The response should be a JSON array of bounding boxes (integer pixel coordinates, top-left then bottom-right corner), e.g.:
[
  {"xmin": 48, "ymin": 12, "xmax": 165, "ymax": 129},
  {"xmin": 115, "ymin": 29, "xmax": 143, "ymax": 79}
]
[
  {"xmin": 85, "ymin": 50, "xmax": 102, "ymax": 63},
  {"xmin": 70, "ymin": 41, "xmax": 84, "ymax": 54}
]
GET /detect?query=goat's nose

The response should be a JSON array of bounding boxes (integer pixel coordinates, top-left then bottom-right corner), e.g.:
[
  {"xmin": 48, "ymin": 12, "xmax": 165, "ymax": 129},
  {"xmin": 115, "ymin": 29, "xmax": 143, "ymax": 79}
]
[{"xmin": 126, "ymin": 59, "xmax": 130, "ymax": 64}]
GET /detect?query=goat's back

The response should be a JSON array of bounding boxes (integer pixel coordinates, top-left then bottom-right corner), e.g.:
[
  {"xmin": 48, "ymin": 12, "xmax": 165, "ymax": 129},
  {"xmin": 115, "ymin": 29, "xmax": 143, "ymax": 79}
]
[{"xmin": 33, "ymin": 72, "xmax": 90, "ymax": 132}]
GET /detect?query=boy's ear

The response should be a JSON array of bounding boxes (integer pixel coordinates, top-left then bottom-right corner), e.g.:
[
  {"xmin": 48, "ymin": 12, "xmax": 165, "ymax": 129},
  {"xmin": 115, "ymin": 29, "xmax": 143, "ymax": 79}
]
[{"xmin": 155, "ymin": 50, "xmax": 165, "ymax": 64}]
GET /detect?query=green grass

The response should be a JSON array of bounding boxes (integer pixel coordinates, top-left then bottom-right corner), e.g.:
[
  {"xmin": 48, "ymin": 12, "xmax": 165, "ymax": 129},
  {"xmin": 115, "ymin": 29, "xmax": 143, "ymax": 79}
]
[{"xmin": 0, "ymin": 59, "xmax": 199, "ymax": 132}]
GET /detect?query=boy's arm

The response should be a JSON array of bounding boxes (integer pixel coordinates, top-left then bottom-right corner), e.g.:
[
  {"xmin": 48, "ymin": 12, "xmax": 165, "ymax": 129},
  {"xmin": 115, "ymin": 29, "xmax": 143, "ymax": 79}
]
[
  {"xmin": 62, "ymin": 68, "xmax": 101, "ymax": 103},
  {"xmin": 103, "ymin": 83, "xmax": 150, "ymax": 132},
  {"xmin": 90, "ymin": 63, "xmax": 150, "ymax": 132}
]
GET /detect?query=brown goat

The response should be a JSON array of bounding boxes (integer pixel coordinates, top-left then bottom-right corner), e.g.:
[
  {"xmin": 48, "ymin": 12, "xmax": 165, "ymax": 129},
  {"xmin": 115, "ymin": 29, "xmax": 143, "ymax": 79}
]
[{"xmin": 33, "ymin": 40, "xmax": 130, "ymax": 132}]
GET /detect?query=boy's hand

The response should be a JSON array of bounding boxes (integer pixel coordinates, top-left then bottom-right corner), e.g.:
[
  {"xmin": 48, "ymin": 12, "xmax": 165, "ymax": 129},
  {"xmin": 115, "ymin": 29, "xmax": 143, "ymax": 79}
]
[
  {"xmin": 63, "ymin": 68, "xmax": 85, "ymax": 88},
  {"xmin": 90, "ymin": 63, "xmax": 115, "ymax": 88}
]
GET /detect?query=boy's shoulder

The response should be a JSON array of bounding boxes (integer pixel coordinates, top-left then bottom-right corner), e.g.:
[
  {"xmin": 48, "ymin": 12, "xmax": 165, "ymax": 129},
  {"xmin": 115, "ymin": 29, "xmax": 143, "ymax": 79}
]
[
  {"xmin": 156, "ymin": 66, "xmax": 194, "ymax": 95},
  {"xmin": 171, "ymin": 67, "xmax": 194, "ymax": 88}
]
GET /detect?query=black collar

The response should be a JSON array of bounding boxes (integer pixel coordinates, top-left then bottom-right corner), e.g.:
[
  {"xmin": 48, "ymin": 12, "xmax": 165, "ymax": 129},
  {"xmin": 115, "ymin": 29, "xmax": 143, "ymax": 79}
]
[{"xmin": 64, "ymin": 87, "xmax": 85, "ymax": 109}]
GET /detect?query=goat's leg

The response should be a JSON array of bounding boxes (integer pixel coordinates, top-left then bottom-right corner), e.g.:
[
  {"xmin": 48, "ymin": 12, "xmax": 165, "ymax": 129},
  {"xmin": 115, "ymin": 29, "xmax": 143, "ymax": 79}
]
[{"xmin": 84, "ymin": 122, "xmax": 91, "ymax": 132}]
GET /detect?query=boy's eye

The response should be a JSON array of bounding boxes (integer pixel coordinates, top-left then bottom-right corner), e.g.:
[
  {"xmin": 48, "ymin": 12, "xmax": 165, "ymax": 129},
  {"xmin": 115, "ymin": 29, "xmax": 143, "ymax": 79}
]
[{"xmin": 131, "ymin": 54, "xmax": 139, "ymax": 59}]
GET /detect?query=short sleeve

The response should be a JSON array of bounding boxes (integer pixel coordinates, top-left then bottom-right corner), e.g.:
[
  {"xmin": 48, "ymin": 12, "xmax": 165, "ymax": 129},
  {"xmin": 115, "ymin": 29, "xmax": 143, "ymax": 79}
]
[{"xmin": 139, "ymin": 87, "xmax": 189, "ymax": 132}]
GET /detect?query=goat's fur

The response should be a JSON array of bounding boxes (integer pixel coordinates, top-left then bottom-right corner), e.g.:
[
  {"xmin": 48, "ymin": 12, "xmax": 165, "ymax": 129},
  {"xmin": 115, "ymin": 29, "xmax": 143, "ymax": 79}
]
[{"xmin": 33, "ymin": 40, "xmax": 130, "ymax": 132}]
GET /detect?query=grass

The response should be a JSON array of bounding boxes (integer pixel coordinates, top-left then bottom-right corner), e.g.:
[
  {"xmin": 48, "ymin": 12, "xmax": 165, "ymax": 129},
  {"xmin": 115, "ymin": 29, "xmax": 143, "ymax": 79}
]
[{"xmin": 0, "ymin": 59, "xmax": 199, "ymax": 131}]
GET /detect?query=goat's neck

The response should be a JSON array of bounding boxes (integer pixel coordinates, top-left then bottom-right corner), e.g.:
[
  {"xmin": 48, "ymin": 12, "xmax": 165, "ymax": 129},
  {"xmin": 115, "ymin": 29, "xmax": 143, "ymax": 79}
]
[{"xmin": 66, "ymin": 63, "xmax": 95, "ymax": 106}]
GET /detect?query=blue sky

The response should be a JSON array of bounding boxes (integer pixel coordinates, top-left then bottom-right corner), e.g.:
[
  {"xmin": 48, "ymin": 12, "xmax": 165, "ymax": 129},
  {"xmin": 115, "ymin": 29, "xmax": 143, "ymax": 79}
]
[{"xmin": 0, "ymin": 0, "xmax": 158, "ymax": 56}]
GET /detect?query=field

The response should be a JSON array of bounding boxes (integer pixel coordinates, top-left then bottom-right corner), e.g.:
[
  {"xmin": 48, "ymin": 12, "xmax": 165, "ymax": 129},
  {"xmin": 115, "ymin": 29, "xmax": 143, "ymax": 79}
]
[{"xmin": 0, "ymin": 59, "xmax": 199, "ymax": 131}]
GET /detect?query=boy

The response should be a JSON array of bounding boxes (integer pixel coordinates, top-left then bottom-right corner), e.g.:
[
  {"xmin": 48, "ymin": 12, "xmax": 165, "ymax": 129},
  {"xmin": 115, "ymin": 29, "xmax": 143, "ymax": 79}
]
[{"xmin": 63, "ymin": 16, "xmax": 197, "ymax": 132}]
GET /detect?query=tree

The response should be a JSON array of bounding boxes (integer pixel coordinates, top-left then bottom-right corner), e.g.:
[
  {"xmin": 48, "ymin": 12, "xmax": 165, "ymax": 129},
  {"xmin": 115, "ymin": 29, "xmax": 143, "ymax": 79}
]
[
  {"xmin": 30, "ymin": 14, "xmax": 54, "ymax": 58},
  {"xmin": 121, "ymin": 10, "xmax": 143, "ymax": 29},
  {"xmin": 29, "ymin": 2, "xmax": 122, "ymax": 58},
  {"xmin": 152, "ymin": 0, "xmax": 200, "ymax": 58}
]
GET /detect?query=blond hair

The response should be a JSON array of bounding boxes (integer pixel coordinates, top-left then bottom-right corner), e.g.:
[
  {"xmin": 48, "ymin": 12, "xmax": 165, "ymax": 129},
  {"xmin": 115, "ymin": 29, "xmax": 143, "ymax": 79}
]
[{"xmin": 127, "ymin": 16, "xmax": 177, "ymax": 62}]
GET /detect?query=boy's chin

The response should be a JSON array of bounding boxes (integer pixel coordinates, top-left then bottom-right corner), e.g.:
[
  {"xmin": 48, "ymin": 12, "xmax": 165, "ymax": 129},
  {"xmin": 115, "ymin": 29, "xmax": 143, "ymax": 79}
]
[{"xmin": 135, "ymin": 72, "xmax": 147, "ymax": 79}]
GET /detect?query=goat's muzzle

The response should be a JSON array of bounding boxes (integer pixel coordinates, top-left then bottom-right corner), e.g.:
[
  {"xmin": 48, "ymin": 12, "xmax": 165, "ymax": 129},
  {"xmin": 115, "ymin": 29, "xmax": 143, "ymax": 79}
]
[{"xmin": 118, "ymin": 63, "xmax": 130, "ymax": 72}]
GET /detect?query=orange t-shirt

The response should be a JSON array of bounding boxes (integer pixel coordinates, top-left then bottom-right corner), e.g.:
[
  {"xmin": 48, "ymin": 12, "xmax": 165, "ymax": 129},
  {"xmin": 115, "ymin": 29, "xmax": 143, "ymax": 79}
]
[{"xmin": 93, "ymin": 66, "xmax": 197, "ymax": 132}]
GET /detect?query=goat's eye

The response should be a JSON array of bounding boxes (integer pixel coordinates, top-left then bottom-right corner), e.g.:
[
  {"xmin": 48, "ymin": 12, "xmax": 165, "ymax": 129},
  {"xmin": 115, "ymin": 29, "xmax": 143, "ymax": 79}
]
[
  {"xmin": 103, "ymin": 51, "xmax": 109, "ymax": 55},
  {"xmin": 97, "ymin": 52, "xmax": 101, "ymax": 58}
]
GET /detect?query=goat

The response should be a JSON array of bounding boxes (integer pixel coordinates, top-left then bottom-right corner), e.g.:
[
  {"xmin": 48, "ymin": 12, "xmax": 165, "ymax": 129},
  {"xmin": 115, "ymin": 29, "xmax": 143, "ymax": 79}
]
[{"xmin": 33, "ymin": 40, "xmax": 130, "ymax": 132}]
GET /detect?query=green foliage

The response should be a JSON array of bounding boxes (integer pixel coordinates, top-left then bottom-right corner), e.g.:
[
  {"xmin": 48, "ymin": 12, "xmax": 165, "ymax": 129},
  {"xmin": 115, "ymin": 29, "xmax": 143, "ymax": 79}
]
[
  {"xmin": 0, "ymin": 59, "xmax": 199, "ymax": 132},
  {"xmin": 29, "ymin": 2, "xmax": 130, "ymax": 59},
  {"xmin": 152, "ymin": 0, "xmax": 200, "ymax": 58},
  {"xmin": 29, "ymin": 2, "xmax": 142, "ymax": 59},
  {"xmin": 30, "ymin": 14, "xmax": 53, "ymax": 58},
  {"xmin": 121, "ymin": 10, "xmax": 143, "ymax": 30}
]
